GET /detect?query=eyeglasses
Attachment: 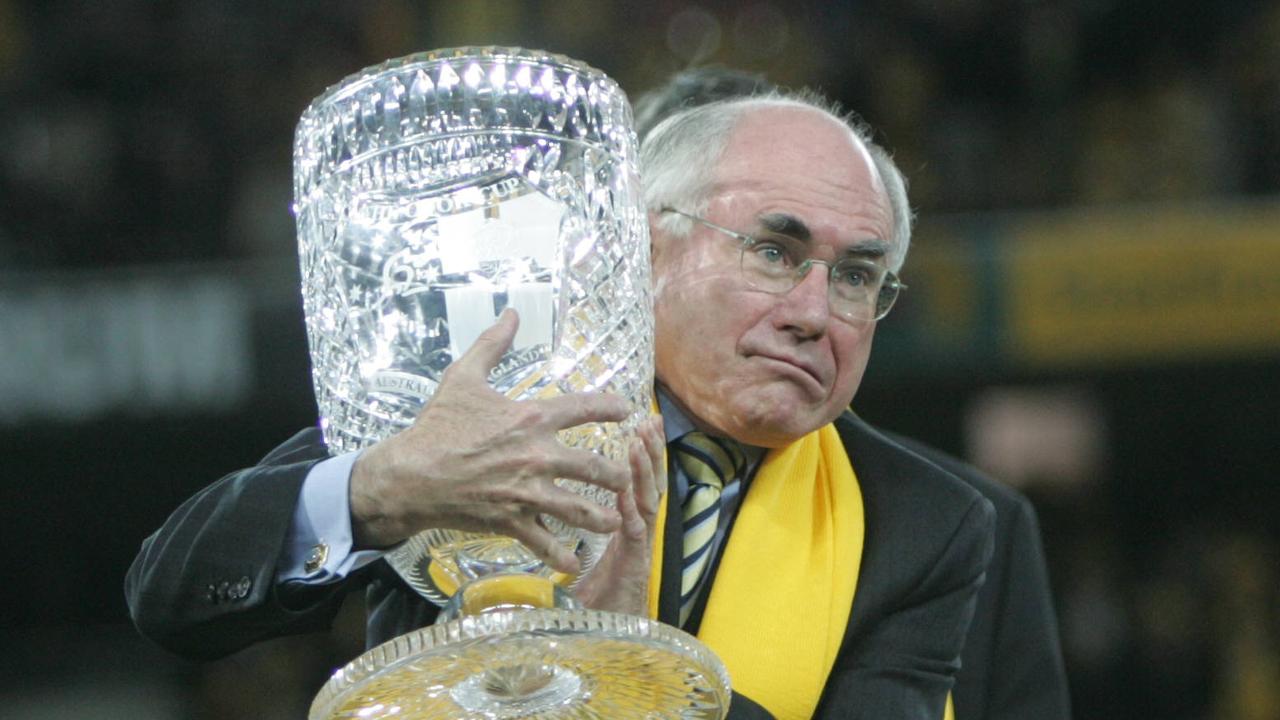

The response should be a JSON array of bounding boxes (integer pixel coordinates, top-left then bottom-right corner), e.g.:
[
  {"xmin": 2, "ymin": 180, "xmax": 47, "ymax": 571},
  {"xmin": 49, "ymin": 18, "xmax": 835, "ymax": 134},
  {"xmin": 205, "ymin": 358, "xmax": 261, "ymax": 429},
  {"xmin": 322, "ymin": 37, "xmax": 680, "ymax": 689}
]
[{"xmin": 660, "ymin": 207, "xmax": 905, "ymax": 323}]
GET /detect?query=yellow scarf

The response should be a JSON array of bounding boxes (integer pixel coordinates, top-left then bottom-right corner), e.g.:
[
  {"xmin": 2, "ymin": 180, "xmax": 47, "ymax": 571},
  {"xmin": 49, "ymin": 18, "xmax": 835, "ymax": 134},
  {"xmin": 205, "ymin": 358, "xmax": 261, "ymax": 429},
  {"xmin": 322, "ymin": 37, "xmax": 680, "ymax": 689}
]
[{"xmin": 647, "ymin": 422, "xmax": 863, "ymax": 720}]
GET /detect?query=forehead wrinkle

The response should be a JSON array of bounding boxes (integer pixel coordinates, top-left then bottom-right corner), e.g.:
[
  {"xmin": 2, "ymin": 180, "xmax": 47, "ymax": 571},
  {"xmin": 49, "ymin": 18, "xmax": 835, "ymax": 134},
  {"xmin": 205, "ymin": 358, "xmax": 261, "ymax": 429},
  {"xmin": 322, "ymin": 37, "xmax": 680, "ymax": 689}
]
[{"xmin": 710, "ymin": 172, "xmax": 893, "ymax": 234}]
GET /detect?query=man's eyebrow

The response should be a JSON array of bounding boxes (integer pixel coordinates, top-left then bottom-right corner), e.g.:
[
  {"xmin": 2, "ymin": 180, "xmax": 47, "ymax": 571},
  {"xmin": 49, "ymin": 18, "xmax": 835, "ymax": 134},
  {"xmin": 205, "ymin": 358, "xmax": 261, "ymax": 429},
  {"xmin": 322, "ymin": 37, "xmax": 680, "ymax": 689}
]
[
  {"xmin": 758, "ymin": 212, "xmax": 890, "ymax": 260},
  {"xmin": 758, "ymin": 213, "xmax": 811, "ymax": 241},
  {"xmin": 844, "ymin": 238, "xmax": 890, "ymax": 260}
]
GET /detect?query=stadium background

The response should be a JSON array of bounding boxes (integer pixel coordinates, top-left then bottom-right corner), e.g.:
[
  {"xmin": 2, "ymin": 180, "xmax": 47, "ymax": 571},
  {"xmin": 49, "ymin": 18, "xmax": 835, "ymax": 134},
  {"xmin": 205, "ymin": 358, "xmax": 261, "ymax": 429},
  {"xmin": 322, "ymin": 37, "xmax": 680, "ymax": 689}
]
[{"xmin": 1, "ymin": 2, "xmax": 1277, "ymax": 717}]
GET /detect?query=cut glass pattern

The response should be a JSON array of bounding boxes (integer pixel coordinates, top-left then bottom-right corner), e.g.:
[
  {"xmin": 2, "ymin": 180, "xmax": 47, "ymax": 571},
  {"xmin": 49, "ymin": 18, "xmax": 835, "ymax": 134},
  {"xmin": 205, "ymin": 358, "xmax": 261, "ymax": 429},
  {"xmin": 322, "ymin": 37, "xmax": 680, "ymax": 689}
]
[{"xmin": 293, "ymin": 47, "xmax": 653, "ymax": 603}]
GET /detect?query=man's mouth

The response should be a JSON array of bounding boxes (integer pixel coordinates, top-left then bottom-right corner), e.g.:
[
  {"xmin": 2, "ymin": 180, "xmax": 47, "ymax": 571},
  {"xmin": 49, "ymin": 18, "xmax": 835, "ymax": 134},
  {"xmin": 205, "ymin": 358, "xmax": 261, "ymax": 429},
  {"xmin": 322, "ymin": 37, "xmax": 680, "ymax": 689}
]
[{"xmin": 752, "ymin": 352, "xmax": 826, "ymax": 391}]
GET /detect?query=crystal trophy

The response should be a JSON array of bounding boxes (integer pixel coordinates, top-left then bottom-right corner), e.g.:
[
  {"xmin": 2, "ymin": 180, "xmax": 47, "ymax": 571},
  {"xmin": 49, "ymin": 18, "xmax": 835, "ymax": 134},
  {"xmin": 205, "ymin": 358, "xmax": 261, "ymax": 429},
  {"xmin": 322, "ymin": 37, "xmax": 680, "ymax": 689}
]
[{"xmin": 294, "ymin": 47, "xmax": 730, "ymax": 719}]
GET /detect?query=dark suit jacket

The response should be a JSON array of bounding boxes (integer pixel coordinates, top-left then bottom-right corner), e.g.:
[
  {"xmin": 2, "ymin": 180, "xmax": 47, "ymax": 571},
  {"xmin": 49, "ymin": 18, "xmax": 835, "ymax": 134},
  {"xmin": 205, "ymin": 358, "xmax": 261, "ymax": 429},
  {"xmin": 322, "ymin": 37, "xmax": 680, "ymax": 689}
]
[
  {"xmin": 126, "ymin": 411, "xmax": 995, "ymax": 719},
  {"xmin": 885, "ymin": 433, "xmax": 1071, "ymax": 720}
]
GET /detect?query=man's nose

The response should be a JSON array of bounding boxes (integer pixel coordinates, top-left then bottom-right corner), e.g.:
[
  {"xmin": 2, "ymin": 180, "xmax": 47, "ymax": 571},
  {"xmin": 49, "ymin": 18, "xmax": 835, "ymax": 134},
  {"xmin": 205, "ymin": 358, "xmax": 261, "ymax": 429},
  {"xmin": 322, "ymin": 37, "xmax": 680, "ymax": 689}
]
[{"xmin": 776, "ymin": 262, "xmax": 832, "ymax": 336}]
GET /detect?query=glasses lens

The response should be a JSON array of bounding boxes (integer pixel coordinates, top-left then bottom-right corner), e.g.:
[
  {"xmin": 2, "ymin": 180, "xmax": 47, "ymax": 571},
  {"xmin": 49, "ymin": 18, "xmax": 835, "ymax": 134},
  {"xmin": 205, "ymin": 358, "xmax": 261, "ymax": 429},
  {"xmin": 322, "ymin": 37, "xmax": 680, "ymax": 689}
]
[
  {"xmin": 872, "ymin": 277, "xmax": 901, "ymax": 320},
  {"xmin": 739, "ymin": 243, "xmax": 797, "ymax": 293},
  {"xmin": 737, "ymin": 239, "xmax": 902, "ymax": 323},
  {"xmin": 829, "ymin": 259, "xmax": 892, "ymax": 322}
]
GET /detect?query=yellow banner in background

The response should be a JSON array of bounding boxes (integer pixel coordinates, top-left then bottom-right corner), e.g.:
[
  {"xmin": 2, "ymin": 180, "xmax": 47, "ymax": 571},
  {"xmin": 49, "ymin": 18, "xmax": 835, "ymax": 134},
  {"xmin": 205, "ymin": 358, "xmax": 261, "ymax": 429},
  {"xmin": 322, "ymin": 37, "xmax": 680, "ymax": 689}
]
[
  {"xmin": 902, "ymin": 230, "xmax": 983, "ymax": 345},
  {"xmin": 1006, "ymin": 203, "xmax": 1280, "ymax": 366}
]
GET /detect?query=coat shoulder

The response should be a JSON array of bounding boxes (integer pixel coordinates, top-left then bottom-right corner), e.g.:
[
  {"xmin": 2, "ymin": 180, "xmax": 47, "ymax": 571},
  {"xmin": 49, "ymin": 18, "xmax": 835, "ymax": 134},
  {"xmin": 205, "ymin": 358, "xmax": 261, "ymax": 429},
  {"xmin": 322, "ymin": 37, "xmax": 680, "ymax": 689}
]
[{"xmin": 835, "ymin": 412, "xmax": 995, "ymax": 541}]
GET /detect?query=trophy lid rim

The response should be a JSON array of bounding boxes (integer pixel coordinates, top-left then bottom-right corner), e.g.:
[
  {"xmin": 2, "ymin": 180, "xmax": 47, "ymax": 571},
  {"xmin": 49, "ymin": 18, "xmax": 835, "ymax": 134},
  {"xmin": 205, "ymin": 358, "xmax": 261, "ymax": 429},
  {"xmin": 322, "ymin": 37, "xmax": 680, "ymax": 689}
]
[{"xmin": 297, "ymin": 46, "xmax": 621, "ymax": 122}]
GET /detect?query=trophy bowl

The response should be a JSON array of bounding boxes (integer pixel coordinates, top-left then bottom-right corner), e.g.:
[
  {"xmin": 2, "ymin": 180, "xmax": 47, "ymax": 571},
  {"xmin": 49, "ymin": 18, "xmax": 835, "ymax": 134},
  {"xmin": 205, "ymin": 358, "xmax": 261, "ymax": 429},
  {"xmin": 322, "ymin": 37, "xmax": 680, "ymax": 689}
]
[
  {"xmin": 294, "ymin": 45, "xmax": 652, "ymax": 600},
  {"xmin": 294, "ymin": 47, "xmax": 730, "ymax": 719}
]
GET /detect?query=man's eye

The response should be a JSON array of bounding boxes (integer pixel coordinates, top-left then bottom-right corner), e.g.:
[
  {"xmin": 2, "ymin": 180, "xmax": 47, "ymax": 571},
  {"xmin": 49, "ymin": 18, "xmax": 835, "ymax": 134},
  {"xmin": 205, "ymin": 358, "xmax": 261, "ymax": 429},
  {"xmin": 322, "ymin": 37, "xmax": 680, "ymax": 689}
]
[
  {"xmin": 835, "ymin": 264, "xmax": 875, "ymax": 288},
  {"xmin": 752, "ymin": 242, "xmax": 792, "ymax": 266}
]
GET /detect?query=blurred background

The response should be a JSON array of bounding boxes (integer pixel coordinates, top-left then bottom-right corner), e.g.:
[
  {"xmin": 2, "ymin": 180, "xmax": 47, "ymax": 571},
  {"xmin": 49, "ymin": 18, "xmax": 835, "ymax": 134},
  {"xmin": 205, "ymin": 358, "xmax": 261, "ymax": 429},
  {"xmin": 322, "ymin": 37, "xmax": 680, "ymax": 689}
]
[{"xmin": 1, "ymin": 1, "xmax": 1278, "ymax": 718}]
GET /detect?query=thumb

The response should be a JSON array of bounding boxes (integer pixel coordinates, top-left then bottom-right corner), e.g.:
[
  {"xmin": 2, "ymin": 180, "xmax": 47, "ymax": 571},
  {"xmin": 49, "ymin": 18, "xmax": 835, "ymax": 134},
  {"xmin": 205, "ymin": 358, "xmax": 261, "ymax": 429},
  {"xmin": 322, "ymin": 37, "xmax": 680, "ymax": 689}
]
[{"xmin": 450, "ymin": 308, "xmax": 519, "ymax": 381}]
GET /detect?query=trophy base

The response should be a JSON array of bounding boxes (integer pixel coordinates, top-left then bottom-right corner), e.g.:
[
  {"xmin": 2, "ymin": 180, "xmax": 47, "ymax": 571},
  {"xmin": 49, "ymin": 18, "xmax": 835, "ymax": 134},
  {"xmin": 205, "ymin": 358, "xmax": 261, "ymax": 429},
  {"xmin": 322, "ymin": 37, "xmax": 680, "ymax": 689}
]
[
  {"xmin": 449, "ymin": 661, "xmax": 583, "ymax": 717},
  {"xmin": 309, "ymin": 608, "xmax": 731, "ymax": 720}
]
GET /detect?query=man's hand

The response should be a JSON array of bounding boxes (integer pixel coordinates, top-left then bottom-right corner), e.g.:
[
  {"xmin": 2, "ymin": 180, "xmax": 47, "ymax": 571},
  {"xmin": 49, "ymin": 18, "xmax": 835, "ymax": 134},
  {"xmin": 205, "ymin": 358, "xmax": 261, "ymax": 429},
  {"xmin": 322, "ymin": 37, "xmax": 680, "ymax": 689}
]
[
  {"xmin": 349, "ymin": 309, "xmax": 632, "ymax": 574},
  {"xmin": 573, "ymin": 414, "xmax": 666, "ymax": 615}
]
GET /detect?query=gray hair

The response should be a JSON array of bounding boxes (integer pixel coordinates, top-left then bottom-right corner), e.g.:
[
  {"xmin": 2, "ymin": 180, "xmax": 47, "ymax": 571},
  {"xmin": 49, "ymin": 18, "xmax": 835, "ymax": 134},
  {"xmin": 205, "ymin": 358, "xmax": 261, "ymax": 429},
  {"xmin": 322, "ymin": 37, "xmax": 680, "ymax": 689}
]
[{"xmin": 639, "ymin": 93, "xmax": 914, "ymax": 272}]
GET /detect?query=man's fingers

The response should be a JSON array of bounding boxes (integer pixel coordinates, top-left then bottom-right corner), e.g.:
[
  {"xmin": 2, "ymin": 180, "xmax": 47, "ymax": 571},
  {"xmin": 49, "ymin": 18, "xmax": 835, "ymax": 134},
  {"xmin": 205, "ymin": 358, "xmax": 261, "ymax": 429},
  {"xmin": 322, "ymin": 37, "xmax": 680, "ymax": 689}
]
[
  {"xmin": 536, "ymin": 484, "xmax": 623, "ymax": 535},
  {"xmin": 450, "ymin": 308, "xmax": 519, "ymax": 380},
  {"xmin": 546, "ymin": 449, "xmax": 631, "ymax": 494},
  {"xmin": 616, "ymin": 481, "xmax": 648, "ymax": 542},
  {"xmin": 646, "ymin": 415, "xmax": 666, "ymax": 503},
  {"xmin": 506, "ymin": 521, "xmax": 580, "ymax": 575},
  {"xmin": 537, "ymin": 392, "xmax": 631, "ymax": 430},
  {"xmin": 630, "ymin": 431, "xmax": 660, "ymax": 519}
]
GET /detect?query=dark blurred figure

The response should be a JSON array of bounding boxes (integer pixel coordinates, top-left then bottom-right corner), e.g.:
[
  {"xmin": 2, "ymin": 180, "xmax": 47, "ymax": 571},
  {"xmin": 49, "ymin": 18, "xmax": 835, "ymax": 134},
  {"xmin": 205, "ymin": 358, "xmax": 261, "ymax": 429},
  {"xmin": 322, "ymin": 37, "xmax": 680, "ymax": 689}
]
[
  {"xmin": 633, "ymin": 66, "xmax": 1070, "ymax": 720},
  {"xmin": 633, "ymin": 65, "xmax": 776, "ymax": 139}
]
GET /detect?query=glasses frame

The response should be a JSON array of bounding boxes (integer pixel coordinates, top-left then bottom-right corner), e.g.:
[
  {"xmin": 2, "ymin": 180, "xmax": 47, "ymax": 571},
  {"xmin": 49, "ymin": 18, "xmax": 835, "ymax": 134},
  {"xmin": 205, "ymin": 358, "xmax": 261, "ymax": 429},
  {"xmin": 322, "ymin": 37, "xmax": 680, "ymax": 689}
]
[{"xmin": 659, "ymin": 207, "xmax": 905, "ymax": 323}]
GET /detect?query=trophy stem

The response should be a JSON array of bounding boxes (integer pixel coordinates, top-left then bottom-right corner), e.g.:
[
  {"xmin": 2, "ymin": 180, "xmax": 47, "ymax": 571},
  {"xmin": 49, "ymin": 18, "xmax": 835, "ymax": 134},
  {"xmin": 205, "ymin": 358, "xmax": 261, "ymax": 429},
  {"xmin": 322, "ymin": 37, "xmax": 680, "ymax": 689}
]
[
  {"xmin": 438, "ymin": 574, "xmax": 590, "ymax": 716},
  {"xmin": 450, "ymin": 662, "xmax": 584, "ymax": 717},
  {"xmin": 439, "ymin": 572, "xmax": 581, "ymax": 622}
]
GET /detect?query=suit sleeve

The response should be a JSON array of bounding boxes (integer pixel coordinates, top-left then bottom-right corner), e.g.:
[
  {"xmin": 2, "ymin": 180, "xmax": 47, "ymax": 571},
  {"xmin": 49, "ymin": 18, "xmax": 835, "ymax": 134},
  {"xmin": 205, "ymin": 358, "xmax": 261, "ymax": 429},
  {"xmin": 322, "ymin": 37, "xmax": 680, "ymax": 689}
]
[
  {"xmin": 982, "ymin": 499, "xmax": 1071, "ymax": 719},
  {"xmin": 124, "ymin": 428, "xmax": 357, "ymax": 660},
  {"xmin": 880, "ymin": 429, "xmax": 1070, "ymax": 720},
  {"xmin": 816, "ymin": 495, "xmax": 996, "ymax": 720}
]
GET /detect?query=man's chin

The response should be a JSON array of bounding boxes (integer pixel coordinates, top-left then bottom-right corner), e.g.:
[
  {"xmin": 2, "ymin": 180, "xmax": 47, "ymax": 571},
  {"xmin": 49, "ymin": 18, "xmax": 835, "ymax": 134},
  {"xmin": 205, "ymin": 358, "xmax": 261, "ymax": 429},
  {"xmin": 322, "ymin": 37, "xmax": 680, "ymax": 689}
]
[
  {"xmin": 722, "ymin": 398, "xmax": 834, "ymax": 448},
  {"xmin": 661, "ymin": 378, "xmax": 841, "ymax": 446}
]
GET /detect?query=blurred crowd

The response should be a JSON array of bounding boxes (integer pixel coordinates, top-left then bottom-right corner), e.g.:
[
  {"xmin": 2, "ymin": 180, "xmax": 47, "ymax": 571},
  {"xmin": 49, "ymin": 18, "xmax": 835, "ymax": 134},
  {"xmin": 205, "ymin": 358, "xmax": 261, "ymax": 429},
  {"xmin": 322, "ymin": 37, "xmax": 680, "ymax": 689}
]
[
  {"xmin": 1, "ymin": 1, "xmax": 1278, "ymax": 269},
  {"xmin": 1, "ymin": 2, "xmax": 1277, "ymax": 719}
]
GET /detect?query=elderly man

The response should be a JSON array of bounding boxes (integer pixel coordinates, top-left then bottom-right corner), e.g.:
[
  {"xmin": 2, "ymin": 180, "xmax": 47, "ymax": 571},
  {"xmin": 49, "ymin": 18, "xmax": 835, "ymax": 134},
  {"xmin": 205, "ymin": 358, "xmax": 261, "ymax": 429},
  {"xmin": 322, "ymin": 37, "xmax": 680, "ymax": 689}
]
[
  {"xmin": 127, "ymin": 91, "xmax": 994, "ymax": 719},
  {"xmin": 634, "ymin": 67, "xmax": 1071, "ymax": 720}
]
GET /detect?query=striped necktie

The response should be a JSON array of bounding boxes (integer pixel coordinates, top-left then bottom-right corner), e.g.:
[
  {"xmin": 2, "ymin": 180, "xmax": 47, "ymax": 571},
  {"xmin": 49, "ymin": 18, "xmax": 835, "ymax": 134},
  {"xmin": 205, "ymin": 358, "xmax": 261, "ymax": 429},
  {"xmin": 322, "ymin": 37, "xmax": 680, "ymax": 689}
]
[{"xmin": 672, "ymin": 431, "xmax": 747, "ymax": 626}]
